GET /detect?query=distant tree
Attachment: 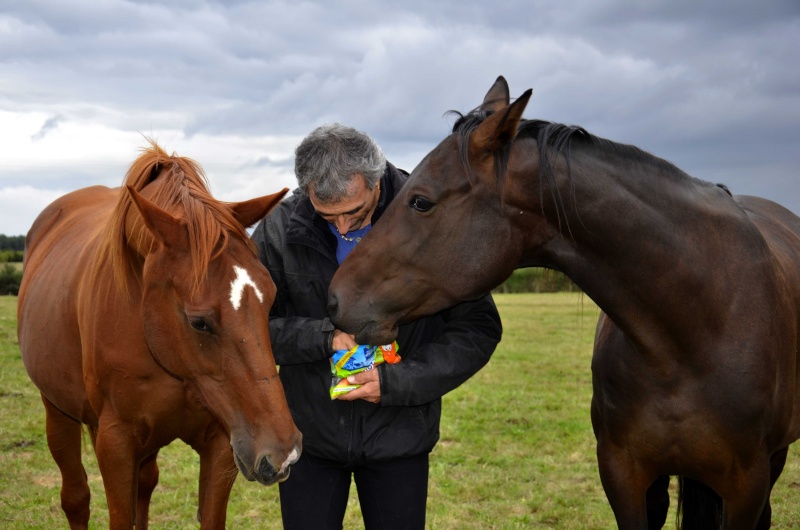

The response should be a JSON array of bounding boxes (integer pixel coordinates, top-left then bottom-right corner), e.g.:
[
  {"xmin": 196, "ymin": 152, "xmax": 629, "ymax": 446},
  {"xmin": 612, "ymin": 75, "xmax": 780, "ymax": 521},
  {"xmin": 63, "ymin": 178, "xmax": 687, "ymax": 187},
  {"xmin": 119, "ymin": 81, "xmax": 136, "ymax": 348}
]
[
  {"xmin": 0, "ymin": 234, "xmax": 25, "ymax": 251},
  {"xmin": 0, "ymin": 264, "xmax": 22, "ymax": 295},
  {"xmin": 492, "ymin": 268, "xmax": 579, "ymax": 293},
  {"xmin": 0, "ymin": 250, "xmax": 23, "ymax": 262}
]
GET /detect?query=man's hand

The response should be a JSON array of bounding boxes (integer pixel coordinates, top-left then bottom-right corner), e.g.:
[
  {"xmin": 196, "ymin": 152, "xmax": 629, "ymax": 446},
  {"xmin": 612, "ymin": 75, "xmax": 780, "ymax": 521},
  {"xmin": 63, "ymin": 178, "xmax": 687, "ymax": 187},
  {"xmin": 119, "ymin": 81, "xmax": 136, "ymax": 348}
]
[
  {"xmin": 336, "ymin": 369, "xmax": 381, "ymax": 403},
  {"xmin": 331, "ymin": 329, "xmax": 357, "ymax": 352}
]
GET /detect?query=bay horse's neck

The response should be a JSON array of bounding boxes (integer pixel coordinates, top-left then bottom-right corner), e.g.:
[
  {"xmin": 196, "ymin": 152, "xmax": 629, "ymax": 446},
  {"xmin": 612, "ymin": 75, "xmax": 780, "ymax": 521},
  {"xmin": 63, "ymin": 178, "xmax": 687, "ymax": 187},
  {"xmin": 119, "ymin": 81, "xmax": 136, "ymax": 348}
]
[{"xmin": 513, "ymin": 139, "xmax": 770, "ymax": 357}]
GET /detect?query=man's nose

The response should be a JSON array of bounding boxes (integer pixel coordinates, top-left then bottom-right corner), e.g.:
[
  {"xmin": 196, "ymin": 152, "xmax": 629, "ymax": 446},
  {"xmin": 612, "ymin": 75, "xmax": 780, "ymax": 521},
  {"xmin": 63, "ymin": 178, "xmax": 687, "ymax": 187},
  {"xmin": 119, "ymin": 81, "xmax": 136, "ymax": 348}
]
[{"xmin": 335, "ymin": 217, "xmax": 349, "ymax": 234}]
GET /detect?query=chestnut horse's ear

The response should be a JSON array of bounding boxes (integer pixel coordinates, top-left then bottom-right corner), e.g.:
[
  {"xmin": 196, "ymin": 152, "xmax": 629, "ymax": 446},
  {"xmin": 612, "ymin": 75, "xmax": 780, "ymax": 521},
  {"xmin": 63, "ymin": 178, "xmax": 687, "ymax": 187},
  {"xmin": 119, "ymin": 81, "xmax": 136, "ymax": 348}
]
[
  {"xmin": 229, "ymin": 188, "xmax": 290, "ymax": 228},
  {"xmin": 470, "ymin": 88, "xmax": 533, "ymax": 160},
  {"xmin": 480, "ymin": 76, "xmax": 511, "ymax": 112},
  {"xmin": 126, "ymin": 185, "xmax": 188, "ymax": 249}
]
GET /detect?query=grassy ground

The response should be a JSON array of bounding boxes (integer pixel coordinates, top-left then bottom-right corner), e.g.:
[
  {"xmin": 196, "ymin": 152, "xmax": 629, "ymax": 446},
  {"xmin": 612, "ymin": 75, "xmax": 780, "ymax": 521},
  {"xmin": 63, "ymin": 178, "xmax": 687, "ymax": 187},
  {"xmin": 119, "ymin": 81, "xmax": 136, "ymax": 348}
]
[{"xmin": 1, "ymin": 293, "xmax": 799, "ymax": 528}]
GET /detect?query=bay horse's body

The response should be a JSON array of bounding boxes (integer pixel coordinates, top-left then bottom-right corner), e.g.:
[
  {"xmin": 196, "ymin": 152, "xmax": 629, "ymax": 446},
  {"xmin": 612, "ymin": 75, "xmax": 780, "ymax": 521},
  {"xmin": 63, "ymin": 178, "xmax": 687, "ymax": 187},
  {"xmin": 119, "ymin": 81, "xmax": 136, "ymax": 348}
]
[
  {"xmin": 328, "ymin": 77, "xmax": 800, "ymax": 528},
  {"xmin": 17, "ymin": 142, "xmax": 302, "ymax": 529}
]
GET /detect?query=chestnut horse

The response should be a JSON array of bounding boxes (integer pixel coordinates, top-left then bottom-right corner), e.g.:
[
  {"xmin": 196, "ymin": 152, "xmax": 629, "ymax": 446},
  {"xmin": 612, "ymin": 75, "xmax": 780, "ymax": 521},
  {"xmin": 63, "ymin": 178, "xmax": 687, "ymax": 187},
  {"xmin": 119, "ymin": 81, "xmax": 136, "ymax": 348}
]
[
  {"xmin": 17, "ymin": 141, "xmax": 302, "ymax": 529},
  {"xmin": 328, "ymin": 77, "xmax": 800, "ymax": 529}
]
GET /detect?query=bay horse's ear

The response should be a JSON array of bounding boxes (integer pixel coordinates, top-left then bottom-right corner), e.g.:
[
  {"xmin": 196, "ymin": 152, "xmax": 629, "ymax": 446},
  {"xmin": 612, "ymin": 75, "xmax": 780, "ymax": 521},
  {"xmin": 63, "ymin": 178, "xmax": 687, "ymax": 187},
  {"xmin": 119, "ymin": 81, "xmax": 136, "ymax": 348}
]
[
  {"xmin": 470, "ymin": 88, "xmax": 533, "ymax": 160},
  {"xmin": 480, "ymin": 76, "xmax": 511, "ymax": 112},
  {"xmin": 230, "ymin": 188, "xmax": 289, "ymax": 228},
  {"xmin": 126, "ymin": 185, "xmax": 188, "ymax": 249}
]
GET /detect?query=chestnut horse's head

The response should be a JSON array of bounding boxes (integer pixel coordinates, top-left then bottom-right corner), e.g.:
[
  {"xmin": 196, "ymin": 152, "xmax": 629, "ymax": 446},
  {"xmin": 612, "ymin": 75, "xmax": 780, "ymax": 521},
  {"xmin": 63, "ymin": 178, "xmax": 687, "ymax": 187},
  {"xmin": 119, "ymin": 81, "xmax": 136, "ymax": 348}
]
[
  {"xmin": 102, "ymin": 142, "xmax": 301, "ymax": 485},
  {"xmin": 328, "ymin": 77, "xmax": 534, "ymax": 345}
]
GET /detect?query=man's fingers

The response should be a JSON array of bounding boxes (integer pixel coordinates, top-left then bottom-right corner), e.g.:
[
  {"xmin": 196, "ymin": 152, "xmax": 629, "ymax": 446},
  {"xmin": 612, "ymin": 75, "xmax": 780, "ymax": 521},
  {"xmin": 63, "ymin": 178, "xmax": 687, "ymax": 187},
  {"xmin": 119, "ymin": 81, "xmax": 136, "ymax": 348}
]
[{"xmin": 347, "ymin": 369, "xmax": 378, "ymax": 385}]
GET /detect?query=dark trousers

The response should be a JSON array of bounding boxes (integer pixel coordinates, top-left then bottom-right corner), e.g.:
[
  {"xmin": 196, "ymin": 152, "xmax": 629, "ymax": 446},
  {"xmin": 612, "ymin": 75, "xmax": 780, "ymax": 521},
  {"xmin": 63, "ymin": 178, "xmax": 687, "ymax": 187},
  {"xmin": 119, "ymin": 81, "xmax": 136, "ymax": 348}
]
[{"xmin": 278, "ymin": 452, "xmax": 429, "ymax": 530}]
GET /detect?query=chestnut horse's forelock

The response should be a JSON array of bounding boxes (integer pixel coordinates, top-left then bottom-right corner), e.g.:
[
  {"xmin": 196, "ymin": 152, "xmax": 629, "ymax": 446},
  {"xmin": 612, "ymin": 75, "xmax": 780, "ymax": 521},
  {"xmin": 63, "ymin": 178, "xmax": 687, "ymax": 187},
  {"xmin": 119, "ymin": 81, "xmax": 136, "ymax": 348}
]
[{"xmin": 94, "ymin": 138, "xmax": 255, "ymax": 298}]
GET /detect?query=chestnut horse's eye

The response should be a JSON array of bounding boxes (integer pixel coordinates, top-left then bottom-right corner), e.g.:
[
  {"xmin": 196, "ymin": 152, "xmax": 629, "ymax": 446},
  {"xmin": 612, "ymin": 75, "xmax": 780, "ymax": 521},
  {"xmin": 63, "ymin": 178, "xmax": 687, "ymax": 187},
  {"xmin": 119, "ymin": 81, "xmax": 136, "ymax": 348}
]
[
  {"xmin": 410, "ymin": 196, "xmax": 434, "ymax": 212},
  {"xmin": 190, "ymin": 317, "xmax": 213, "ymax": 334}
]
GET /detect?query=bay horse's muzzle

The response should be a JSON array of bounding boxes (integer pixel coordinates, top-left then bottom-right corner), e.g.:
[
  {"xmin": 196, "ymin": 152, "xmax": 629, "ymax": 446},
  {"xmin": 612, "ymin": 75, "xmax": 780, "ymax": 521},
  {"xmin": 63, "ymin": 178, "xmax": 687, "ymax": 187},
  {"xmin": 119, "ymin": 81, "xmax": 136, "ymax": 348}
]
[{"xmin": 327, "ymin": 291, "xmax": 399, "ymax": 345}]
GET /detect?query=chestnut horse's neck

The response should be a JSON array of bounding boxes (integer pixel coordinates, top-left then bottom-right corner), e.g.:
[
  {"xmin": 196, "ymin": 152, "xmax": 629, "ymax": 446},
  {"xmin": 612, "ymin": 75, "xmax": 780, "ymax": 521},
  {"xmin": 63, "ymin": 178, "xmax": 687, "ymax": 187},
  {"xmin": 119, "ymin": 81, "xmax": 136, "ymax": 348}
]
[{"xmin": 510, "ymin": 133, "xmax": 774, "ymax": 358}]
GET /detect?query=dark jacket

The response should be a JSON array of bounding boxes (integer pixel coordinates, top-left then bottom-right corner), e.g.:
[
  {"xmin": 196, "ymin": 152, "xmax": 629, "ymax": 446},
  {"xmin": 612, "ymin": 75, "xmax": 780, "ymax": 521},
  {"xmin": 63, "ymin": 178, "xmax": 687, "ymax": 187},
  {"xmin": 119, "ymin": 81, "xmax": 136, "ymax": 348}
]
[{"xmin": 251, "ymin": 162, "xmax": 502, "ymax": 463}]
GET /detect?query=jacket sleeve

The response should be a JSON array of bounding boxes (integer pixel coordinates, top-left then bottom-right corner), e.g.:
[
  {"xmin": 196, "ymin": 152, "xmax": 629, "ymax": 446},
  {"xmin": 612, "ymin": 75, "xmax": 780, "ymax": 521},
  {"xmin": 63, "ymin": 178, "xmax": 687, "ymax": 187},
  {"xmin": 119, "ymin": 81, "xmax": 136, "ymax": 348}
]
[
  {"xmin": 251, "ymin": 215, "xmax": 333, "ymax": 366},
  {"xmin": 378, "ymin": 294, "xmax": 502, "ymax": 407},
  {"xmin": 268, "ymin": 316, "xmax": 335, "ymax": 366}
]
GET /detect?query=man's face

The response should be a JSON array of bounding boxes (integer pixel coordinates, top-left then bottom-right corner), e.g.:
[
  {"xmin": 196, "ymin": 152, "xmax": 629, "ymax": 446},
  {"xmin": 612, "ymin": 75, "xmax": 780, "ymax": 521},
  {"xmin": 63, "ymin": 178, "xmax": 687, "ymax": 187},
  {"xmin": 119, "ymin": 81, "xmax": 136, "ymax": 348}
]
[{"xmin": 309, "ymin": 174, "xmax": 380, "ymax": 235}]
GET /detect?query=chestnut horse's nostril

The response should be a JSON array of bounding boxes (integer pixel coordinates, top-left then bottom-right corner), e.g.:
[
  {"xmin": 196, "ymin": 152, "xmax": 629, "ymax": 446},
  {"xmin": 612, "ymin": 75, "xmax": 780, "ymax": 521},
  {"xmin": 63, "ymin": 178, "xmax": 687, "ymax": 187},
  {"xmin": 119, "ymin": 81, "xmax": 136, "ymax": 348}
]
[{"xmin": 257, "ymin": 456, "xmax": 278, "ymax": 484}]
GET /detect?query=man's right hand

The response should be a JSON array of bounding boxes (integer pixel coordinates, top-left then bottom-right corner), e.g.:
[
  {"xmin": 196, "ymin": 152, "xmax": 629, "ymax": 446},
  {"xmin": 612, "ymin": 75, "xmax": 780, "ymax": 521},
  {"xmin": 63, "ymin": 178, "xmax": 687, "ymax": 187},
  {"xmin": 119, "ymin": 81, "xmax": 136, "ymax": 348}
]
[{"xmin": 331, "ymin": 329, "xmax": 357, "ymax": 352}]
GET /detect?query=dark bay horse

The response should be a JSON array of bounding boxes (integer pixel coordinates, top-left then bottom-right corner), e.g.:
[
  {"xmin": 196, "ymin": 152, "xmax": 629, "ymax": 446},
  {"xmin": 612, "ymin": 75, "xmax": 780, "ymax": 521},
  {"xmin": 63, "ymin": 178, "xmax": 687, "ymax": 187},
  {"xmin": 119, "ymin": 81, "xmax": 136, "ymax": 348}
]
[
  {"xmin": 17, "ymin": 141, "xmax": 302, "ymax": 529},
  {"xmin": 328, "ymin": 77, "xmax": 800, "ymax": 529}
]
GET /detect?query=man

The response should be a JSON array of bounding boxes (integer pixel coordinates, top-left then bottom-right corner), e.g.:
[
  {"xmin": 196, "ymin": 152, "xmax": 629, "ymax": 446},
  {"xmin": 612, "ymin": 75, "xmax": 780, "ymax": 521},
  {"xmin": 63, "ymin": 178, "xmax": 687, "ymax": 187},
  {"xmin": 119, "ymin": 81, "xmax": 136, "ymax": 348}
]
[{"xmin": 251, "ymin": 123, "xmax": 502, "ymax": 530}]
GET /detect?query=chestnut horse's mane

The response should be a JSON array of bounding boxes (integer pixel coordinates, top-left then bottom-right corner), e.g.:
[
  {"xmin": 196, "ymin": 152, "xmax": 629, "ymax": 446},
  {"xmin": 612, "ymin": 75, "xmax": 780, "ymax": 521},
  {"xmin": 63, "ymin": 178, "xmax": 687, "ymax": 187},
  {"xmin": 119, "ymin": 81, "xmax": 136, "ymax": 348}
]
[{"xmin": 95, "ymin": 138, "xmax": 255, "ymax": 298}]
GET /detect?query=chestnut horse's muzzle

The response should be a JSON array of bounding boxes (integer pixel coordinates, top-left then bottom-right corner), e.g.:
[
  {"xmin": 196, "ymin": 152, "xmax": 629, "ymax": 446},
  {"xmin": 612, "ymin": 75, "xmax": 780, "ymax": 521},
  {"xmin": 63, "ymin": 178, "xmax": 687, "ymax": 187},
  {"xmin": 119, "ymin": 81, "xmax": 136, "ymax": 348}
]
[{"xmin": 234, "ymin": 443, "xmax": 301, "ymax": 486}]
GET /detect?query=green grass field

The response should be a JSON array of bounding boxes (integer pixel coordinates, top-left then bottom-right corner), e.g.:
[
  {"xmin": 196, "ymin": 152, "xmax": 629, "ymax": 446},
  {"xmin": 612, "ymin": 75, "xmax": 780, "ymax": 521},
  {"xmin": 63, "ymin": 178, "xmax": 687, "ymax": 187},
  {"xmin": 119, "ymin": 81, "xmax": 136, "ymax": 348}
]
[{"xmin": 1, "ymin": 293, "xmax": 798, "ymax": 528}]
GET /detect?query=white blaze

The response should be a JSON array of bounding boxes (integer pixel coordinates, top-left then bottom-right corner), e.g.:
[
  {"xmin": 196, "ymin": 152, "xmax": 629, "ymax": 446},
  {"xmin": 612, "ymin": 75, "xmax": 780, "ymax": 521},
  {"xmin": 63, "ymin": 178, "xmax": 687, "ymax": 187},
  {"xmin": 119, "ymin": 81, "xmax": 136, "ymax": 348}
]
[
  {"xmin": 280, "ymin": 447, "xmax": 300, "ymax": 474},
  {"xmin": 229, "ymin": 265, "xmax": 263, "ymax": 311}
]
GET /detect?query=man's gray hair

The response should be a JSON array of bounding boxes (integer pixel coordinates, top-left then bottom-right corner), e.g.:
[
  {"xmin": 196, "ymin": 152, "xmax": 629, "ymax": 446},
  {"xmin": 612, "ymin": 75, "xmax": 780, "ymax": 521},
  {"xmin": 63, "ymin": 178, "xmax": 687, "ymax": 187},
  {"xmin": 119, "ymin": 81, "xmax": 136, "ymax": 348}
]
[{"xmin": 294, "ymin": 123, "xmax": 386, "ymax": 202}]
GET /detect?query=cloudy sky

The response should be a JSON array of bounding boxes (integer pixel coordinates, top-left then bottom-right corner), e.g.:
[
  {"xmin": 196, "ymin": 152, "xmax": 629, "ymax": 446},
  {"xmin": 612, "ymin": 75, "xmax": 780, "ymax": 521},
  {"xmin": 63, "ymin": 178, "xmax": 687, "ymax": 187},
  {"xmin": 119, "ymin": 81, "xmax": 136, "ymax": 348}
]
[{"xmin": 1, "ymin": 0, "xmax": 798, "ymax": 236}]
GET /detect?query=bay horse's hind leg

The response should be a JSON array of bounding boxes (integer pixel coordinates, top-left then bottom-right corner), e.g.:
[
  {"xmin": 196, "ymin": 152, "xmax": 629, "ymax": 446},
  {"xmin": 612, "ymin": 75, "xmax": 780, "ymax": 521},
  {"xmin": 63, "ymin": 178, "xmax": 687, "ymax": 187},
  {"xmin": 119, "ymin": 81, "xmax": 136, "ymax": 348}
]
[
  {"xmin": 754, "ymin": 447, "xmax": 789, "ymax": 530},
  {"xmin": 645, "ymin": 475, "xmax": 670, "ymax": 529},
  {"xmin": 135, "ymin": 452, "xmax": 159, "ymax": 530},
  {"xmin": 676, "ymin": 477, "xmax": 722, "ymax": 529},
  {"xmin": 42, "ymin": 396, "xmax": 91, "ymax": 530}
]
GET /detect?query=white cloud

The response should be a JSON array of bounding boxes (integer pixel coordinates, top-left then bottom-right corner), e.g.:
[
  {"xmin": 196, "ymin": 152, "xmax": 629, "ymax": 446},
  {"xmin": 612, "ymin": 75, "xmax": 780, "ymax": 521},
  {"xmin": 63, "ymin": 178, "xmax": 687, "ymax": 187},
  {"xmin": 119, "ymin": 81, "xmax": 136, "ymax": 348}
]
[
  {"xmin": 0, "ymin": 186, "xmax": 66, "ymax": 236},
  {"xmin": 0, "ymin": 109, "xmax": 301, "ymax": 234}
]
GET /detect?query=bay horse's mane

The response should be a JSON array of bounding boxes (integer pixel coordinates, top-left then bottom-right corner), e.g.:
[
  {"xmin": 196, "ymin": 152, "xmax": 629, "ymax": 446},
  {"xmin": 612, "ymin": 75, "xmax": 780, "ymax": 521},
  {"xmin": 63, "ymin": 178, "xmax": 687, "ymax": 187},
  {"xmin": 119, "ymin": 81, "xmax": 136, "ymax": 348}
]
[
  {"xmin": 450, "ymin": 106, "xmax": 687, "ymax": 189},
  {"xmin": 96, "ymin": 139, "xmax": 255, "ymax": 298},
  {"xmin": 449, "ymin": 104, "xmax": 708, "ymax": 231}
]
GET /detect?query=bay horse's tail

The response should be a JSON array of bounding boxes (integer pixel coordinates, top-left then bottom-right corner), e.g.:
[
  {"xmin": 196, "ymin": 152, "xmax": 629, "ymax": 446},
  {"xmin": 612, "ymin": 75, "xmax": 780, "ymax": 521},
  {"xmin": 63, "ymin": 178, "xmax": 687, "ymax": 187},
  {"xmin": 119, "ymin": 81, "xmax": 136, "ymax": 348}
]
[{"xmin": 677, "ymin": 476, "xmax": 722, "ymax": 529}]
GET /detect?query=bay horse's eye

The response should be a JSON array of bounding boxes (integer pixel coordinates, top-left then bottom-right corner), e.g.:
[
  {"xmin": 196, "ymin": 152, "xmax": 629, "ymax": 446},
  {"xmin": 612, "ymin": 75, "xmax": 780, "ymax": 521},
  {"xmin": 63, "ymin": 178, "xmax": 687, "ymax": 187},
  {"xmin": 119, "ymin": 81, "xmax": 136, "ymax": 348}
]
[
  {"xmin": 410, "ymin": 196, "xmax": 434, "ymax": 212},
  {"xmin": 189, "ymin": 317, "xmax": 213, "ymax": 334}
]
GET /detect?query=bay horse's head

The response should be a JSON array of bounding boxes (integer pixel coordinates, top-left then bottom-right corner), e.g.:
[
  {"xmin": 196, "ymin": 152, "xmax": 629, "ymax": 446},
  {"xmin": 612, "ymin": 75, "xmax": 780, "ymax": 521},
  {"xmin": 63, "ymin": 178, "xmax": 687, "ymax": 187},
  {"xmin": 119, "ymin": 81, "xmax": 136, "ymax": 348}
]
[
  {"xmin": 99, "ymin": 141, "xmax": 301, "ymax": 485},
  {"xmin": 329, "ymin": 77, "xmax": 535, "ymax": 344}
]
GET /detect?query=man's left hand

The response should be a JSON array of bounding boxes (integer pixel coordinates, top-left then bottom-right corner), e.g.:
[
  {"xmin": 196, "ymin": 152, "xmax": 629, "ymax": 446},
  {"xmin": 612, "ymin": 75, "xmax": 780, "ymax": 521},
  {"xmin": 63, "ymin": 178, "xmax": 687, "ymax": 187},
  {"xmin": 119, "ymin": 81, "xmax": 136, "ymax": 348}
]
[{"xmin": 337, "ymin": 369, "xmax": 381, "ymax": 403}]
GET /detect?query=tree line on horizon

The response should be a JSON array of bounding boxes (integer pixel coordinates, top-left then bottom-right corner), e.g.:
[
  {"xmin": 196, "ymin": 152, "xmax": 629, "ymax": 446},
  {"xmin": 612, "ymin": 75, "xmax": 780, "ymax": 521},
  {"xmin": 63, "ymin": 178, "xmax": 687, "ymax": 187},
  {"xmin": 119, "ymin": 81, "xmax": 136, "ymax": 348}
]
[
  {"xmin": 0, "ymin": 235, "xmax": 24, "ymax": 265},
  {"xmin": 0, "ymin": 233, "xmax": 578, "ymax": 296},
  {"xmin": 0, "ymin": 234, "xmax": 24, "ymax": 252}
]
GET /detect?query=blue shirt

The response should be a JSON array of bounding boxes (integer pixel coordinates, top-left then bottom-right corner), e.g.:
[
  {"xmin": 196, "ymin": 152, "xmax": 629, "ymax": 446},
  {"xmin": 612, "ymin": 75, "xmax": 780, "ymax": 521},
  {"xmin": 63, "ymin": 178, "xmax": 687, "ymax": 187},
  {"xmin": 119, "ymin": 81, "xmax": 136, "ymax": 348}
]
[{"xmin": 328, "ymin": 223, "xmax": 372, "ymax": 264}]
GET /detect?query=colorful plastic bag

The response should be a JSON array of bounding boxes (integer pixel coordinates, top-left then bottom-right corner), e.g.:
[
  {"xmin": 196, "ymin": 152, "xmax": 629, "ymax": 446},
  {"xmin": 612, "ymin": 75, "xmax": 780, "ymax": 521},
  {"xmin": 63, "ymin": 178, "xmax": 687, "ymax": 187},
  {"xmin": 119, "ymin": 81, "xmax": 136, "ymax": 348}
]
[{"xmin": 330, "ymin": 342, "xmax": 400, "ymax": 399}]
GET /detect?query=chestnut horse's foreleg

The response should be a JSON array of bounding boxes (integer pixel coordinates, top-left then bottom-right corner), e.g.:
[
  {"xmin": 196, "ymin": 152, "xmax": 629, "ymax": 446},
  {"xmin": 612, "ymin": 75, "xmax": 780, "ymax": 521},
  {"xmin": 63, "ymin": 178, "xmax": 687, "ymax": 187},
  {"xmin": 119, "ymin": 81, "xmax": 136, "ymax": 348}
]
[
  {"xmin": 194, "ymin": 431, "xmax": 237, "ymax": 529},
  {"xmin": 93, "ymin": 420, "xmax": 138, "ymax": 529},
  {"xmin": 135, "ymin": 452, "xmax": 159, "ymax": 530},
  {"xmin": 596, "ymin": 439, "xmax": 652, "ymax": 530},
  {"xmin": 42, "ymin": 396, "xmax": 91, "ymax": 530}
]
